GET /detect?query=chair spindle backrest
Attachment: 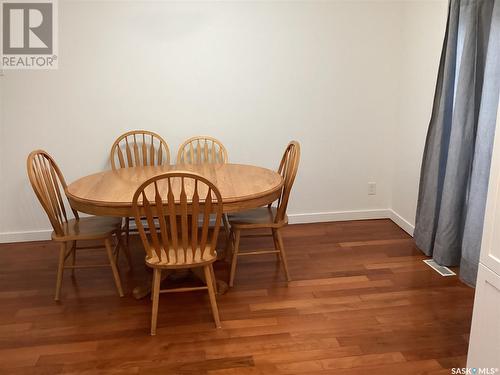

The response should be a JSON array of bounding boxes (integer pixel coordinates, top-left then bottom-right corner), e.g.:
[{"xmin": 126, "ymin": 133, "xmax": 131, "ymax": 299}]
[
  {"xmin": 177, "ymin": 136, "xmax": 228, "ymax": 164},
  {"xmin": 27, "ymin": 150, "xmax": 79, "ymax": 236},
  {"xmin": 275, "ymin": 141, "xmax": 301, "ymax": 223},
  {"xmin": 110, "ymin": 130, "xmax": 170, "ymax": 170},
  {"xmin": 132, "ymin": 172, "xmax": 223, "ymax": 264}
]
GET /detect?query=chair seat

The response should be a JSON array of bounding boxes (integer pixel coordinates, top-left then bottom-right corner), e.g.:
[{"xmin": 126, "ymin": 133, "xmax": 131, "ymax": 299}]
[
  {"xmin": 228, "ymin": 207, "xmax": 287, "ymax": 228},
  {"xmin": 146, "ymin": 246, "xmax": 217, "ymax": 269},
  {"xmin": 52, "ymin": 216, "xmax": 122, "ymax": 241}
]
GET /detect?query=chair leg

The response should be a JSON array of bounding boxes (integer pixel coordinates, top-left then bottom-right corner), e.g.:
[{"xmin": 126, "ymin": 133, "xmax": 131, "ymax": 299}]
[
  {"xmin": 222, "ymin": 214, "xmax": 231, "ymax": 260},
  {"xmin": 150, "ymin": 267, "xmax": 158, "ymax": 301},
  {"xmin": 151, "ymin": 268, "xmax": 161, "ymax": 336},
  {"xmin": 70, "ymin": 240, "xmax": 77, "ymax": 277},
  {"xmin": 55, "ymin": 242, "xmax": 66, "ymax": 301},
  {"xmin": 271, "ymin": 229, "xmax": 281, "ymax": 261},
  {"xmin": 114, "ymin": 237, "xmax": 120, "ymax": 264},
  {"xmin": 224, "ymin": 224, "xmax": 235, "ymax": 263},
  {"xmin": 125, "ymin": 218, "xmax": 131, "ymax": 249},
  {"xmin": 209, "ymin": 263, "xmax": 218, "ymax": 294},
  {"xmin": 204, "ymin": 265, "xmax": 221, "ymax": 328},
  {"xmin": 104, "ymin": 237, "xmax": 124, "ymax": 297},
  {"xmin": 229, "ymin": 229, "xmax": 241, "ymax": 287},
  {"xmin": 275, "ymin": 229, "xmax": 291, "ymax": 282},
  {"xmin": 117, "ymin": 229, "xmax": 133, "ymax": 271}
]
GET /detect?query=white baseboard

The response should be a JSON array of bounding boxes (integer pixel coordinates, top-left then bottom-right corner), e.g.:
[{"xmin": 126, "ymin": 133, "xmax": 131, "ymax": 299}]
[
  {"xmin": 288, "ymin": 209, "xmax": 392, "ymax": 224},
  {"xmin": 388, "ymin": 209, "xmax": 415, "ymax": 236},
  {"xmin": 0, "ymin": 208, "xmax": 414, "ymax": 243},
  {"xmin": 0, "ymin": 229, "xmax": 52, "ymax": 243}
]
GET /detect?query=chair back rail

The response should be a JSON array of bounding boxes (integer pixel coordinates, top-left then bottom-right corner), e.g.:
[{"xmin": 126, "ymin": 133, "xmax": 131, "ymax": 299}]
[
  {"xmin": 27, "ymin": 150, "xmax": 79, "ymax": 236},
  {"xmin": 110, "ymin": 130, "xmax": 170, "ymax": 169},
  {"xmin": 177, "ymin": 136, "xmax": 228, "ymax": 164},
  {"xmin": 132, "ymin": 172, "xmax": 223, "ymax": 264},
  {"xmin": 275, "ymin": 141, "xmax": 301, "ymax": 223}
]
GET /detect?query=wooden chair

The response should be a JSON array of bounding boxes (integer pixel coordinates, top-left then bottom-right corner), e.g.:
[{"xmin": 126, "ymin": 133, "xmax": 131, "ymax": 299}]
[
  {"xmin": 110, "ymin": 130, "xmax": 171, "ymax": 247},
  {"xmin": 228, "ymin": 141, "xmax": 300, "ymax": 287},
  {"xmin": 177, "ymin": 136, "xmax": 231, "ymax": 256},
  {"xmin": 176, "ymin": 136, "xmax": 228, "ymax": 164},
  {"xmin": 110, "ymin": 130, "xmax": 170, "ymax": 170},
  {"xmin": 27, "ymin": 150, "xmax": 129, "ymax": 301},
  {"xmin": 132, "ymin": 172, "xmax": 223, "ymax": 335}
]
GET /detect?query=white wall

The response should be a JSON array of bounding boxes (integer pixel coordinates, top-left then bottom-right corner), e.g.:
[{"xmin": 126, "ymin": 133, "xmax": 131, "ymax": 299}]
[
  {"xmin": 390, "ymin": 0, "xmax": 448, "ymax": 234},
  {"xmin": 0, "ymin": 1, "xmax": 446, "ymax": 242},
  {"xmin": 0, "ymin": 74, "xmax": 5, "ymax": 235}
]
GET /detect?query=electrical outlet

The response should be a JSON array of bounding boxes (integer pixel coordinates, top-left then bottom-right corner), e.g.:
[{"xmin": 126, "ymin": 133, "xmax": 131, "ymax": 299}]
[{"xmin": 368, "ymin": 182, "xmax": 377, "ymax": 195}]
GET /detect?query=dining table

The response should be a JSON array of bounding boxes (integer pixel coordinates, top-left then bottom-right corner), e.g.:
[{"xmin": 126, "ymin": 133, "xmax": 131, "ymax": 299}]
[{"xmin": 66, "ymin": 163, "xmax": 284, "ymax": 298}]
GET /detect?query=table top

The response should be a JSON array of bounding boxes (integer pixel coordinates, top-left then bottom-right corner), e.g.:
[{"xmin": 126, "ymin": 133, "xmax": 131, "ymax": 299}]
[{"xmin": 66, "ymin": 164, "xmax": 284, "ymax": 216}]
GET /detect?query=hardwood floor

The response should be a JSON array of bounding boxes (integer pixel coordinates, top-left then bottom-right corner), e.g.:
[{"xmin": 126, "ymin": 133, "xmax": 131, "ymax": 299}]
[{"xmin": 0, "ymin": 219, "xmax": 474, "ymax": 374}]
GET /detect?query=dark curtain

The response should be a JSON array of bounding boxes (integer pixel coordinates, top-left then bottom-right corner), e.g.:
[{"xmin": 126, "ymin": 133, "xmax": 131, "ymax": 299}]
[{"xmin": 414, "ymin": 0, "xmax": 500, "ymax": 286}]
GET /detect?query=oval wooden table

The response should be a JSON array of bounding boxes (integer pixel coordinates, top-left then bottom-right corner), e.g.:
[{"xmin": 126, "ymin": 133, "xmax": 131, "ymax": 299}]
[
  {"xmin": 66, "ymin": 163, "xmax": 284, "ymax": 298},
  {"xmin": 67, "ymin": 164, "xmax": 283, "ymax": 216}
]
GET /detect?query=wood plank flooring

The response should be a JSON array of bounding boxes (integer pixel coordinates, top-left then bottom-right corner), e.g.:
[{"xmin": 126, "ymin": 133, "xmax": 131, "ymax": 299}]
[{"xmin": 0, "ymin": 219, "xmax": 474, "ymax": 374}]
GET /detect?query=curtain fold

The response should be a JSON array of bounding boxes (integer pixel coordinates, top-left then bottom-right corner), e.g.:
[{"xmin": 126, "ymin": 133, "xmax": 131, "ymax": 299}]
[{"xmin": 414, "ymin": 0, "xmax": 500, "ymax": 286}]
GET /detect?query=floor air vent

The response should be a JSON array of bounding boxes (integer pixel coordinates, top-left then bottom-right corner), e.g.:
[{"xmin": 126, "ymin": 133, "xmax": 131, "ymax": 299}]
[{"xmin": 423, "ymin": 259, "xmax": 456, "ymax": 276}]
